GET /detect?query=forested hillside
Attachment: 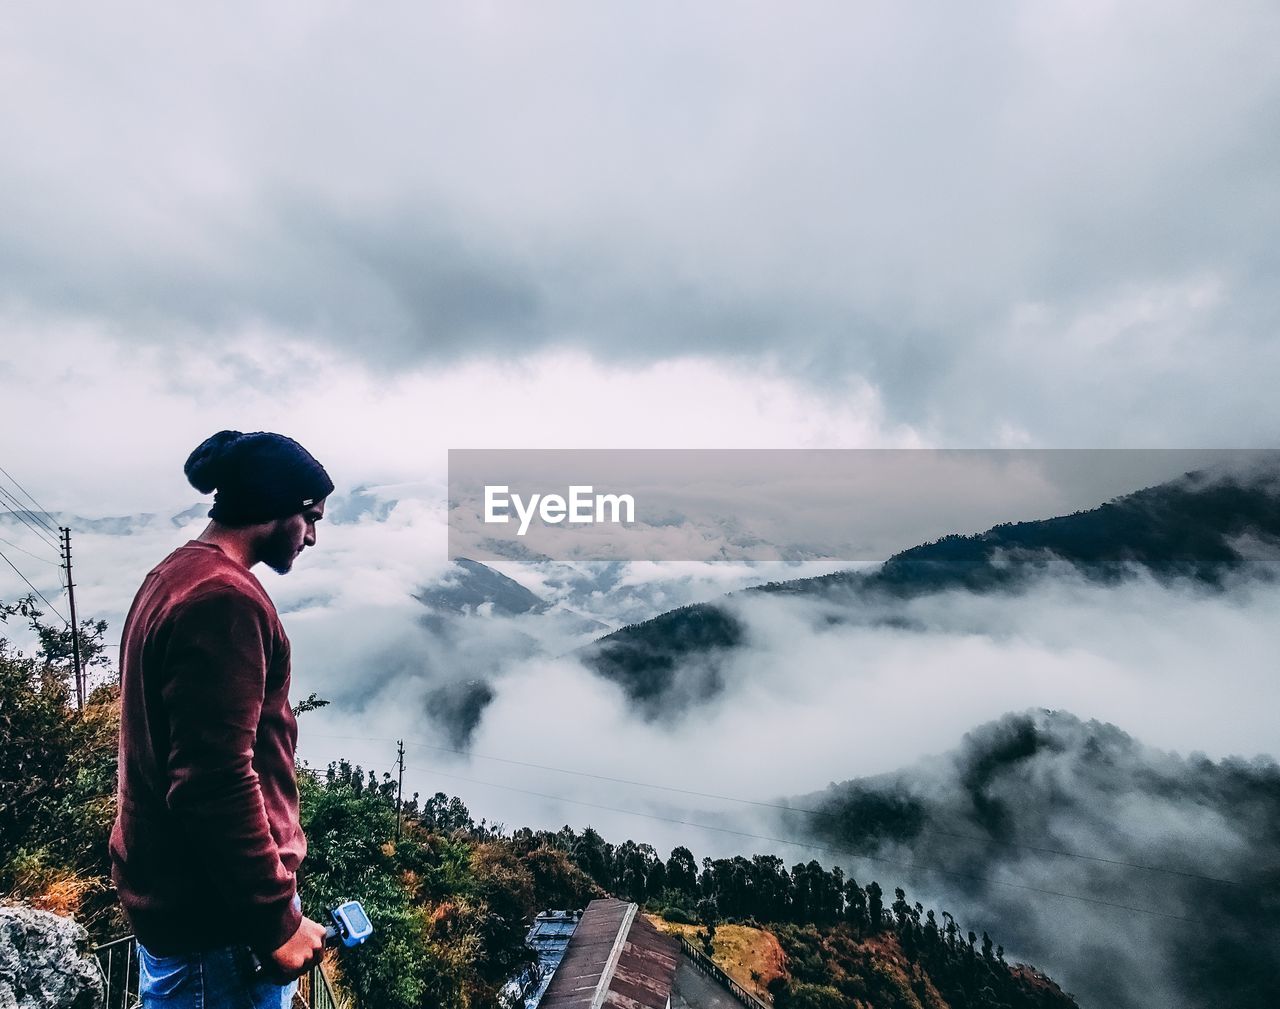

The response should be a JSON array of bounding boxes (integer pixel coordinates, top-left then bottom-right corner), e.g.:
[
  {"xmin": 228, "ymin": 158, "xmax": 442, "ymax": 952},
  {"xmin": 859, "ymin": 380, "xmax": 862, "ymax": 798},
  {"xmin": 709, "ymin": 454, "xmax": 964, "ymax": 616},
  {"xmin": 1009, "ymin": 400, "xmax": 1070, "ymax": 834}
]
[
  {"xmin": 1, "ymin": 596, "xmax": 1078, "ymax": 1009},
  {"xmin": 583, "ymin": 467, "xmax": 1280, "ymax": 714},
  {"xmin": 779, "ymin": 710, "xmax": 1280, "ymax": 1009}
]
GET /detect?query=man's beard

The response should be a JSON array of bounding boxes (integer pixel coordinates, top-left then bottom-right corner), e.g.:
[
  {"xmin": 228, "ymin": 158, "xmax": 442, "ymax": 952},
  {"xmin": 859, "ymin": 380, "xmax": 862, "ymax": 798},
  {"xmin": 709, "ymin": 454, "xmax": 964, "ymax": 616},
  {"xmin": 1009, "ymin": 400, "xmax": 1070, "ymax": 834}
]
[{"xmin": 260, "ymin": 524, "xmax": 300, "ymax": 575}]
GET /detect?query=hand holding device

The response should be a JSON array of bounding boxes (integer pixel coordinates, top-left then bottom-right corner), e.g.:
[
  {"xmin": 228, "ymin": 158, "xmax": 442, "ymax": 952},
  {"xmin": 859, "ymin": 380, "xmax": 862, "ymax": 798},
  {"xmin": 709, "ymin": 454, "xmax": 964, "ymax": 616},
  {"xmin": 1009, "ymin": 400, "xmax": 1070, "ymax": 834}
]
[
  {"xmin": 323, "ymin": 901, "xmax": 374, "ymax": 948},
  {"xmin": 266, "ymin": 915, "xmax": 327, "ymax": 981},
  {"xmin": 255, "ymin": 901, "xmax": 373, "ymax": 981}
]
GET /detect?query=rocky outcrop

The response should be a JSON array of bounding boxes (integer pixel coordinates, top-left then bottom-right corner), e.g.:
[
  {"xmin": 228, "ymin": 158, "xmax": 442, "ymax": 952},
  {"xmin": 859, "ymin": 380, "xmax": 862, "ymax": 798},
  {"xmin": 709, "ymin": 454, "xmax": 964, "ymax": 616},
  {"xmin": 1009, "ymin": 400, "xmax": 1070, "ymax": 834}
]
[{"xmin": 0, "ymin": 906, "xmax": 103, "ymax": 1009}]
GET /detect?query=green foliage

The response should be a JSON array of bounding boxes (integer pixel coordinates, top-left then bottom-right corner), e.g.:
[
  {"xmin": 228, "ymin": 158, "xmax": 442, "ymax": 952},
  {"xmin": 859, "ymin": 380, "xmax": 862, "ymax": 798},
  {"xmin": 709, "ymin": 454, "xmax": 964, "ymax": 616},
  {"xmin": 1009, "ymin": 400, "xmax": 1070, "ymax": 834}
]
[
  {"xmin": 770, "ymin": 914, "xmax": 1078, "ymax": 1009},
  {"xmin": 0, "ymin": 598, "xmax": 121, "ymax": 935},
  {"xmin": 300, "ymin": 765, "xmax": 452, "ymax": 1008},
  {"xmin": 1, "ymin": 592, "xmax": 1080, "ymax": 1009},
  {"xmin": 584, "ymin": 603, "xmax": 742, "ymax": 709},
  {"xmin": 292, "ymin": 692, "xmax": 331, "ymax": 717},
  {"xmin": 299, "ymin": 765, "xmax": 548, "ymax": 1008},
  {"xmin": 772, "ymin": 980, "xmax": 847, "ymax": 1009}
]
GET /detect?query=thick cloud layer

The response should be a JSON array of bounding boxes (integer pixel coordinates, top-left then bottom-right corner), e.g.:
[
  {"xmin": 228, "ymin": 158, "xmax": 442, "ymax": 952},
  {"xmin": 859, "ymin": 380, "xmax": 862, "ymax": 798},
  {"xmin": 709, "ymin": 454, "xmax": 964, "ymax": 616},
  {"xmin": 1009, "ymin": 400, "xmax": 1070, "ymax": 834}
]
[
  {"xmin": 0, "ymin": 324, "xmax": 912, "ymax": 517},
  {"xmin": 2, "ymin": 8, "xmax": 1275, "ymax": 1001},
  {"xmin": 3, "ymin": 3, "xmax": 1279, "ymax": 443},
  {"xmin": 423, "ymin": 570, "xmax": 1278, "ymax": 1008},
  {"xmin": 783, "ymin": 709, "xmax": 1280, "ymax": 1009},
  {"xmin": 5, "ymin": 476, "xmax": 1276, "ymax": 1005}
]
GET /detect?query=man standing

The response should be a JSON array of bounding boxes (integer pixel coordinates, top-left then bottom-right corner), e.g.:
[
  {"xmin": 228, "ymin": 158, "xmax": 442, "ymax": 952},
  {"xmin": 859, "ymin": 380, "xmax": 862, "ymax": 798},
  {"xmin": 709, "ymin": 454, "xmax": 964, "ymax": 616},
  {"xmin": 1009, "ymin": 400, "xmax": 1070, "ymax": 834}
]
[{"xmin": 111, "ymin": 430, "xmax": 334, "ymax": 1008}]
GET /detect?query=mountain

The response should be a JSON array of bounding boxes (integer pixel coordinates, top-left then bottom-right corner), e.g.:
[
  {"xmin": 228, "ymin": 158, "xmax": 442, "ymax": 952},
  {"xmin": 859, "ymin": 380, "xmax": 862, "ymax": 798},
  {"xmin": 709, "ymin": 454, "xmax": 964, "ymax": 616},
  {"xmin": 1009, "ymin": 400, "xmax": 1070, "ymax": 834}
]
[
  {"xmin": 582, "ymin": 467, "xmax": 1280, "ymax": 714},
  {"xmin": 0, "ymin": 509, "xmax": 168, "ymax": 537},
  {"xmin": 776, "ymin": 709, "xmax": 1280, "ymax": 1009},
  {"xmin": 415, "ymin": 557, "xmax": 551, "ymax": 617},
  {"xmin": 760, "ymin": 464, "xmax": 1280, "ymax": 598},
  {"xmin": 0, "ymin": 484, "xmax": 400, "ymax": 539},
  {"xmin": 411, "ymin": 559, "xmax": 610, "ymax": 744}
]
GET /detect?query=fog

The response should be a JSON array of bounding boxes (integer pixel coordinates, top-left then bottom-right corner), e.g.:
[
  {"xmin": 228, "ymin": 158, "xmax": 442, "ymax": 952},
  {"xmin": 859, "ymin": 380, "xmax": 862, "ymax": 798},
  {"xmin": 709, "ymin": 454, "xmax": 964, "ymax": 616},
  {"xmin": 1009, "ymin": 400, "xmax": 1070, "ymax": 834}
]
[
  {"xmin": 780, "ymin": 707, "xmax": 1280, "ymax": 1009},
  {"xmin": 5, "ymin": 474, "xmax": 1277, "ymax": 1006},
  {"xmin": 442, "ymin": 571, "xmax": 1279, "ymax": 1008}
]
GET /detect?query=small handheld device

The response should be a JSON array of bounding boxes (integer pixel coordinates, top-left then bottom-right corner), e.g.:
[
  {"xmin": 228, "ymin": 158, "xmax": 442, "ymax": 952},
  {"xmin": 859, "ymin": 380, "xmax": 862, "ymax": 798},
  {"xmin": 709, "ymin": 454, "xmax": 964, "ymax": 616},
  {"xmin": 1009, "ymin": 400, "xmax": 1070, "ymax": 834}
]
[
  {"xmin": 324, "ymin": 900, "xmax": 374, "ymax": 948},
  {"xmin": 247, "ymin": 900, "xmax": 373, "ymax": 979}
]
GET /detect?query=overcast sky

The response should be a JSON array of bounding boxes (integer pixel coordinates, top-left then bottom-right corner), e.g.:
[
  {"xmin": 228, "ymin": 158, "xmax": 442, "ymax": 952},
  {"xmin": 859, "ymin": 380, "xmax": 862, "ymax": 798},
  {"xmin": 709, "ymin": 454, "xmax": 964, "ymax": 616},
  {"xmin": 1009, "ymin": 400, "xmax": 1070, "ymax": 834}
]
[
  {"xmin": 2, "ymin": 0, "xmax": 1279, "ymax": 492},
  {"xmin": 2, "ymin": 12, "xmax": 1277, "ymax": 995},
  {"xmin": 2, "ymin": 1, "xmax": 1276, "ymax": 670},
  {"xmin": 3, "ymin": 0, "xmax": 1277, "ymax": 760}
]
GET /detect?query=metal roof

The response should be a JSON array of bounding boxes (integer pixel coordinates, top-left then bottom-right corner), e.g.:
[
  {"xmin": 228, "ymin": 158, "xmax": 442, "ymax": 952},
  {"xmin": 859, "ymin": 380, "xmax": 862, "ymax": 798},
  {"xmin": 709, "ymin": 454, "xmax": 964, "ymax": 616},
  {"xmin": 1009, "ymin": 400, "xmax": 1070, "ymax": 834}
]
[
  {"xmin": 539, "ymin": 899, "xmax": 680, "ymax": 1009},
  {"xmin": 516, "ymin": 911, "xmax": 582, "ymax": 1009}
]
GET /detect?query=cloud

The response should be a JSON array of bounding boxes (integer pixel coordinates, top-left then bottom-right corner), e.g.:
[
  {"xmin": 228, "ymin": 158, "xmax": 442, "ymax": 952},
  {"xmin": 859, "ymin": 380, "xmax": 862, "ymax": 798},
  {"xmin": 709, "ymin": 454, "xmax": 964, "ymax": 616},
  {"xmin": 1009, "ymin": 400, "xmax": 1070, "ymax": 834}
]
[
  {"xmin": 2, "ymin": 2, "xmax": 1278, "ymax": 442},
  {"xmin": 780, "ymin": 708, "xmax": 1280, "ymax": 1009},
  {"xmin": 7, "ymin": 429, "xmax": 1276, "ymax": 1004},
  {"xmin": 2, "ymin": 7, "xmax": 1277, "ymax": 996},
  {"xmin": 284, "ymin": 565, "xmax": 1280, "ymax": 1007},
  {"xmin": 0, "ymin": 320, "xmax": 913, "ymax": 519}
]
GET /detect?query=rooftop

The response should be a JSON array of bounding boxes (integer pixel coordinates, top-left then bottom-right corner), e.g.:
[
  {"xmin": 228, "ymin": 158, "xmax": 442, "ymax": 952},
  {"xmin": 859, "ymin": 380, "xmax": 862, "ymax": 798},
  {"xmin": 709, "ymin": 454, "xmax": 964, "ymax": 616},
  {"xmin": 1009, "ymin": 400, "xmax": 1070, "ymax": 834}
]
[{"xmin": 539, "ymin": 899, "xmax": 681, "ymax": 1009}]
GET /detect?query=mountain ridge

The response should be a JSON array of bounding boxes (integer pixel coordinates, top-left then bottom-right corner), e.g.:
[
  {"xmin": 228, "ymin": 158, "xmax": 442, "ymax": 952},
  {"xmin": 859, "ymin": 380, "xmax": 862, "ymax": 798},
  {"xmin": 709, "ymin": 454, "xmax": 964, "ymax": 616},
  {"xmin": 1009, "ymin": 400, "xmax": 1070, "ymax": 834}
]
[{"xmin": 582, "ymin": 467, "xmax": 1280, "ymax": 713}]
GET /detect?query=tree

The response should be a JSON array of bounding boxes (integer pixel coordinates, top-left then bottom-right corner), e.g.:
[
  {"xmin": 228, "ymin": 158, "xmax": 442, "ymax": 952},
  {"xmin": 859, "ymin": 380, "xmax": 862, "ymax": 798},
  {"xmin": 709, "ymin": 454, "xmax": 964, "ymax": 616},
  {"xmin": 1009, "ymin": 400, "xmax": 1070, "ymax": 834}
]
[
  {"xmin": 571, "ymin": 827, "xmax": 611, "ymax": 889},
  {"xmin": 665, "ymin": 845, "xmax": 698, "ymax": 900},
  {"xmin": 0, "ymin": 597, "xmax": 120, "ymax": 936},
  {"xmin": 865, "ymin": 881, "xmax": 884, "ymax": 931},
  {"xmin": 696, "ymin": 895, "xmax": 719, "ymax": 931},
  {"xmin": 292, "ymin": 692, "xmax": 330, "ymax": 716}
]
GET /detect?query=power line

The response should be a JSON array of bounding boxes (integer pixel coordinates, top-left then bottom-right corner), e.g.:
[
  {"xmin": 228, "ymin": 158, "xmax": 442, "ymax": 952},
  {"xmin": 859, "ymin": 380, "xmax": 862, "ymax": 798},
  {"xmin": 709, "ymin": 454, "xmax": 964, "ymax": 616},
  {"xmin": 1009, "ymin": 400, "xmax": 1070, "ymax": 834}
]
[
  {"xmin": 0, "ymin": 534, "xmax": 60, "ymax": 567},
  {"xmin": 0, "ymin": 545, "xmax": 69, "ymax": 624},
  {"xmin": 306, "ymin": 731, "xmax": 1240, "ymax": 887},
  {"xmin": 0, "ymin": 489, "xmax": 60, "ymax": 550},
  {"xmin": 403, "ymin": 762, "xmax": 1208, "ymax": 926},
  {"xmin": 0, "ymin": 463, "xmax": 60, "ymax": 535},
  {"xmin": 0, "ymin": 484, "xmax": 61, "ymax": 553}
]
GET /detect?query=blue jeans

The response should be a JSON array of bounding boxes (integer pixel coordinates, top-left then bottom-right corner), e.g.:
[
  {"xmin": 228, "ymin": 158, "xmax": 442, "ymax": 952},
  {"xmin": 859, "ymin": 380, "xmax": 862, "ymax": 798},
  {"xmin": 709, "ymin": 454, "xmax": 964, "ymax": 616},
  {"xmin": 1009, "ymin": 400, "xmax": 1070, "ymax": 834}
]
[{"xmin": 137, "ymin": 942, "xmax": 298, "ymax": 1009}]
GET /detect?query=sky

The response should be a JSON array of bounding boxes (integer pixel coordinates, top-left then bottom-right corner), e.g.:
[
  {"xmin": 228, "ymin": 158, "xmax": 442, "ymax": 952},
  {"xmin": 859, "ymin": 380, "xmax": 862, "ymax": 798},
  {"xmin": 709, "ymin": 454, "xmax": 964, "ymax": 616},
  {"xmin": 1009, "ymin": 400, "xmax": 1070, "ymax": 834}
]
[
  {"xmin": 1, "ymin": 4, "xmax": 1278, "ymax": 1002},
  {"xmin": 3, "ymin": 1, "xmax": 1279, "ymax": 472}
]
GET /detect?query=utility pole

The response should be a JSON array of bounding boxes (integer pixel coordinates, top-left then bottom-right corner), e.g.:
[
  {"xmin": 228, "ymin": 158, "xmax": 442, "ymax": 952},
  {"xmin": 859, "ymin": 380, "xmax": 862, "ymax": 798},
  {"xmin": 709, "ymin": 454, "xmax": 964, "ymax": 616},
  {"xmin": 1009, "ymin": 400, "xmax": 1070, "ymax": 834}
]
[
  {"xmin": 395, "ymin": 739, "xmax": 406, "ymax": 842},
  {"xmin": 59, "ymin": 527, "xmax": 84, "ymax": 709}
]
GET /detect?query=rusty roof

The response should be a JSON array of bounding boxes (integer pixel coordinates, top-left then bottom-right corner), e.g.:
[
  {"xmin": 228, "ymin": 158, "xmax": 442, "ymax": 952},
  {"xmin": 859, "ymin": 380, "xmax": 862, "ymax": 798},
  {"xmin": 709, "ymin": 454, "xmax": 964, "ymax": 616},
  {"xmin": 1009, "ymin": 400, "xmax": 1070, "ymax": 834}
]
[
  {"xmin": 539, "ymin": 899, "xmax": 679, "ymax": 1009},
  {"xmin": 603, "ymin": 912, "xmax": 679, "ymax": 1009}
]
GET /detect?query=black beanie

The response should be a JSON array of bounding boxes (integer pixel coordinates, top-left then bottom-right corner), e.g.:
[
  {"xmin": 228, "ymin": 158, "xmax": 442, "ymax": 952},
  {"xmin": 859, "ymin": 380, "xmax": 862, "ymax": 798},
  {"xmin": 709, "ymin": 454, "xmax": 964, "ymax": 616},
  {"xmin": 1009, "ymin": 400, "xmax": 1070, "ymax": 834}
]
[{"xmin": 184, "ymin": 430, "xmax": 335, "ymax": 526}]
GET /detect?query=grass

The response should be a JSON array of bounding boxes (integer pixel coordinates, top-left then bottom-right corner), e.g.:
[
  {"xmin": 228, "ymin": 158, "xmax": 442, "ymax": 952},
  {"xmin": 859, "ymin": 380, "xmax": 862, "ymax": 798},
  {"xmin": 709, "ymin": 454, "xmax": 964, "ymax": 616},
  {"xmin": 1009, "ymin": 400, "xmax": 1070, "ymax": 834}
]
[{"xmin": 646, "ymin": 917, "xmax": 787, "ymax": 1005}]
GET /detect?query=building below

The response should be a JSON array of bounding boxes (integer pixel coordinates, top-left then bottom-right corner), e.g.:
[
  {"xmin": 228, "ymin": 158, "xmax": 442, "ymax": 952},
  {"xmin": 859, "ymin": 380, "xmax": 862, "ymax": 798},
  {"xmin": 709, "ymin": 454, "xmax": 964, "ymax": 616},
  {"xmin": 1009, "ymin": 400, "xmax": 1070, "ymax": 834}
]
[
  {"xmin": 508, "ymin": 910, "xmax": 582, "ymax": 1009},
  {"xmin": 537, "ymin": 899, "xmax": 681, "ymax": 1009}
]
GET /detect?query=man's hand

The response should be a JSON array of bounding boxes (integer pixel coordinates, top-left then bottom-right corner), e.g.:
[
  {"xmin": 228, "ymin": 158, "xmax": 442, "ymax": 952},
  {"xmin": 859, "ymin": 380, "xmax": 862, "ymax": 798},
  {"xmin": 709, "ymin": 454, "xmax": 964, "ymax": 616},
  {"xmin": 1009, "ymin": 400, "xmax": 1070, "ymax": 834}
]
[{"xmin": 267, "ymin": 916, "xmax": 327, "ymax": 981}]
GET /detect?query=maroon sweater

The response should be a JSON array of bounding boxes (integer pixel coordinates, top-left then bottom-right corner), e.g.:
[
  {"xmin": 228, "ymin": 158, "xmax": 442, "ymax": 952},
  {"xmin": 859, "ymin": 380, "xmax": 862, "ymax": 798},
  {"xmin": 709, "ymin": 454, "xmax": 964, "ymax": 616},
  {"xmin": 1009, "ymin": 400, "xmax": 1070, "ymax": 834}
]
[{"xmin": 110, "ymin": 541, "xmax": 305, "ymax": 954}]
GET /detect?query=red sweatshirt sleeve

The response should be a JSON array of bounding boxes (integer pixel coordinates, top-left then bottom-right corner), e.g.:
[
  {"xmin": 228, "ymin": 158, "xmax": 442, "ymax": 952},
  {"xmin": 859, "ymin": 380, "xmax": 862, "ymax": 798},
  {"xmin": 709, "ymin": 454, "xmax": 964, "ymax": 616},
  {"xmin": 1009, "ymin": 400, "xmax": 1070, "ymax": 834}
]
[{"xmin": 159, "ymin": 587, "xmax": 302, "ymax": 953}]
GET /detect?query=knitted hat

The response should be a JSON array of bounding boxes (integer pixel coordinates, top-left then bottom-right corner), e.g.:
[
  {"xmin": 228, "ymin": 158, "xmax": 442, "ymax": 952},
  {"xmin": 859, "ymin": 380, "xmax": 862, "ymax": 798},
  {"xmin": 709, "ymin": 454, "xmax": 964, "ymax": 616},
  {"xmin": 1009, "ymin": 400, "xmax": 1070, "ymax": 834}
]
[{"xmin": 184, "ymin": 430, "xmax": 334, "ymax": 526}]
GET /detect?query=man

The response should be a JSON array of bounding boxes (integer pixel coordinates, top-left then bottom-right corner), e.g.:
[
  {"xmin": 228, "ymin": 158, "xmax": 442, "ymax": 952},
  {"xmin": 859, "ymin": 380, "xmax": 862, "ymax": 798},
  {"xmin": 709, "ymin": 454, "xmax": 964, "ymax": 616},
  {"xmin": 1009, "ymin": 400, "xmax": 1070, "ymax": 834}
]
[{"xmin": 110, "ymin": 430, "xmax": 334, "ymax": 1008}]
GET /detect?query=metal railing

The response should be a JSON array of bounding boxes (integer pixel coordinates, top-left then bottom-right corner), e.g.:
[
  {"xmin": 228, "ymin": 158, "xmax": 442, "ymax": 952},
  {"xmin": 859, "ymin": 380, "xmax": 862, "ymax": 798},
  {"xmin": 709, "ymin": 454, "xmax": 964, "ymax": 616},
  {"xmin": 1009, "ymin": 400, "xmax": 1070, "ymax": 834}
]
[
  {"xmin": 93, "ymin": 935, "xmax": 344, "ymax": 1009},
  {"xmin": 298, "ymin": 959, "xmax": 346, "ymax": 1009},
  {"xmin": 93, "ymin": 935, "xmax": 141, "ymax": 1009},
  {"xmin": 678, "ymin": 936, "xmax": 771, "ymax": 1009}
]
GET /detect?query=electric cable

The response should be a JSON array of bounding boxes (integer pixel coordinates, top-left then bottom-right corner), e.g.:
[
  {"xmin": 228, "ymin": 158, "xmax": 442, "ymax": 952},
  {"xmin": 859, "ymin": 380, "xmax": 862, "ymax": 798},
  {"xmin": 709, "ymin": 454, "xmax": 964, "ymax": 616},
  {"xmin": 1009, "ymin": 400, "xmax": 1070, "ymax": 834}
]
[
  {"xmin": 305, "ymin": 731, "xmax": 1241, "ymax": 887},
  {"xmin": 0, "ymin": 546, "xmax": 69, "ymax": 624},
  {"xmin": 0, "ymin": 463, "xmax": 60, "ymax": 535},
  {"xmin": 0, "ymin": 534, "xmax": 60, "ymax": 567},
  {"xmin": 0, "ymin": 484, "xmax": 61, "ymax": 552},
  {"xmin": 401, "ymin": 761, "xmax": 1209, "ymax": 925}
]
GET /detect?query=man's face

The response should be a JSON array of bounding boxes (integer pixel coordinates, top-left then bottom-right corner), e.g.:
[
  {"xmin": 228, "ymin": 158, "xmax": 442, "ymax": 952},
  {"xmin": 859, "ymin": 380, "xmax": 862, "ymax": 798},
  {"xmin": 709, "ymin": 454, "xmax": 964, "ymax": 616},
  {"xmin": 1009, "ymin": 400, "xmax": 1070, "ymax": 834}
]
[{"xmin": 259, "ymin": 499, "xmax": 326, "ymax": 575}]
